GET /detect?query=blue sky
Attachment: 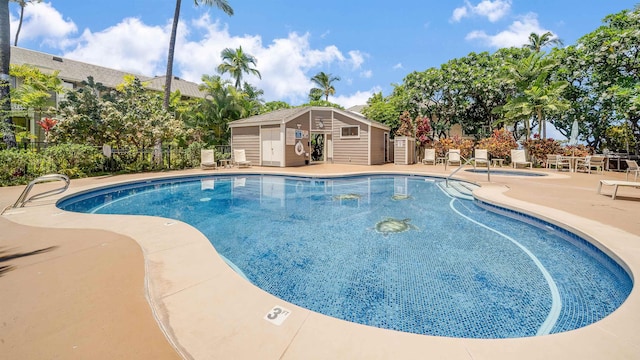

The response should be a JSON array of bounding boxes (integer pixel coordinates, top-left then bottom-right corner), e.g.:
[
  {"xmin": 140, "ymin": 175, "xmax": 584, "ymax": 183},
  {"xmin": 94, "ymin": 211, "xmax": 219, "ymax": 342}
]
[{"xmin": 9, "ymin": 1, "xmax": 638, "ymax": 108}]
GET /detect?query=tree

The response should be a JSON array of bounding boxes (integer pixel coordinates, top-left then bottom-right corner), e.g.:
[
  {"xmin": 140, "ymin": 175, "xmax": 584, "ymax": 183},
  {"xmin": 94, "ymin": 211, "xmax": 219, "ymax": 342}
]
[
  {"xmin": 11, "ymin": 0, "xmax": 42, "ymax": 46},
  {"xmin": 310, "ymin": 72, "xmax": 340, "ymax": 101},
  {"xmin": 524, "ymin": 31, "xmax": 563, "ymax": 53},
  {"xmin": 1, "ymin": 0, "xmax": 17, "ymax": 148},
  {"xmin": 163, "ymin": 0, "xmax": 233, "ymax": 110},
  {"xmin": 217, "ymin": 46, "xmax": 261, "ymax": 89}
]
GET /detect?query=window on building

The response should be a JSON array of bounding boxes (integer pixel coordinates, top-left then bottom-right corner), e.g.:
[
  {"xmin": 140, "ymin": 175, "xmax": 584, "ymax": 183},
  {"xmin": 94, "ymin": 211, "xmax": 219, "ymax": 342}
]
[{"xmin": 341, "ymin": 126, "xmax": 359, "ymax": 138}]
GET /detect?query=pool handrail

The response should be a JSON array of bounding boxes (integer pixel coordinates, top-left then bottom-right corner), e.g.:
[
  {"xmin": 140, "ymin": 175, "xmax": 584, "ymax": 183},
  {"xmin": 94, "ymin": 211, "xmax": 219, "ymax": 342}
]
[
  {"xmin": 446, "ymin": 156, "xmax": 490, "ymax": 187},
  {"xmin": 9, "ymin": 174, "xmax": 70, "ymax": 210}
]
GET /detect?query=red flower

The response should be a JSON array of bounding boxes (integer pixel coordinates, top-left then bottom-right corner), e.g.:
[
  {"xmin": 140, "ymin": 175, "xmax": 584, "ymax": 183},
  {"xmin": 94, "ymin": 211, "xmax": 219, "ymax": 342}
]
[{"xmin": 37, "ymin": 118, "xmax": 58, "ymax": 132}]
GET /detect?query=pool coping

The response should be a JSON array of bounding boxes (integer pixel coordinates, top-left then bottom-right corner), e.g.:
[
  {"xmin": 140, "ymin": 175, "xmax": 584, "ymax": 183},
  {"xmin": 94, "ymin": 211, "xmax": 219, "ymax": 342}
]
[{"xmin": 3, "ymin": 167, "xmax": 639, "ymax": 359}]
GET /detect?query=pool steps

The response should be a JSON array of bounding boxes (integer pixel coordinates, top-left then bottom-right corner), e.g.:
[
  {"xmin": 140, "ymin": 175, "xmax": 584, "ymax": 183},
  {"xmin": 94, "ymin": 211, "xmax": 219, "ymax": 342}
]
[{"xmin": 437, "ymin": 180, "xmax": 478, "ymax": 200}]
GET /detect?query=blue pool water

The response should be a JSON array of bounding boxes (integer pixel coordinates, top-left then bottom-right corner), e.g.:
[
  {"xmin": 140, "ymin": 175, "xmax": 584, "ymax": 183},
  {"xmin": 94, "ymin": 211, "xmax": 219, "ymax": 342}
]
[{"xmin": 58, "ymin": 174, "xmax": 632, "ymax": 339}]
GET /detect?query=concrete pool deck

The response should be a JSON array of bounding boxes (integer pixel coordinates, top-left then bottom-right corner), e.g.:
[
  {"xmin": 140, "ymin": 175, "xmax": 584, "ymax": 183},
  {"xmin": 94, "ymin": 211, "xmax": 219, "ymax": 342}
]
[{"xmin": 1, "ymin": 163, "xmax": 639, "ymax": 359}]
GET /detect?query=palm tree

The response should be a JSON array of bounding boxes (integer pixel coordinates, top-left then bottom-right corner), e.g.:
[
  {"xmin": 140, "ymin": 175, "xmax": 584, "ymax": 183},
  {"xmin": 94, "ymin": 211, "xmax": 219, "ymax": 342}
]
[
  {"xmin": 524, "ymin": 32, "xmax": 563, "ymax": 53},
  {"xmin": 11, "ymin": 0, "xmax": 42, "ymax": 46},
  {"xmin": 1, "ymin": 0, "xmax": 17, "ymax": 148},
  {"xmin": 310, "ymin": 72, "xmax": 340, "ymax": 101},
  {"xmin": 163, "ymin": 0, "xmax": 233, "ymax": 110},
  {"xmin": 217, "ymin": 46, "xmax": 261, "ymax": 89}
]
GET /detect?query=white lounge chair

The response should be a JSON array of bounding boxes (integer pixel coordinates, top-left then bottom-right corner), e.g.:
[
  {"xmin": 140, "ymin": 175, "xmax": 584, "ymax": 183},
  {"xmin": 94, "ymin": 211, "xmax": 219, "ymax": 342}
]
[
  {"xmin": 546, "ymin": 154, "xmax": 561, "ymax": 169},
  {"xmin": 233, "ymin": 149, "xmax": 252, "ymax": 168},
  {"xmin": 597, "ymin": 180, "xmax": 640, "ymax": 200},
  {"xmin": 200, "ymin": 149, "xmax": 218, "ymax": 170},
  {"xmin": 511, "ymin": 149, "xmax": 532, "ymax": 169},
  {"xmin": 447, "ymin": 149, "xmax": 461, "ymax": 167},
  {"xmin": 626, "ymin": 160, "xmax": 639, "ymax": 181},
  {"xmin": 474, "ymin": 149, "xmax": 489, "ymax": 168},
  {"xmin": 422, "ymin": 148, "xmax": 436, "ymax": 165}
]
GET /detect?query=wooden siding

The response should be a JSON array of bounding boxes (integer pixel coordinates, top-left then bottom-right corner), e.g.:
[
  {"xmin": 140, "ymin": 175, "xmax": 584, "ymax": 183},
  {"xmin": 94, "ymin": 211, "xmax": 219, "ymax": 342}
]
[
  {"xmin": 231, "ymin": 126, "xmax": 260, "ymax": 164},
  {"xmin": 332, "ymin": 113, "xmax": 369, "ymax": 165},
  {"xmin": 370, "ymin": 127, "xmax": 387, "ymax": 165},
  {"xmin": 284, "ymin": 113, "xmax": 309, "ymax": 167}
]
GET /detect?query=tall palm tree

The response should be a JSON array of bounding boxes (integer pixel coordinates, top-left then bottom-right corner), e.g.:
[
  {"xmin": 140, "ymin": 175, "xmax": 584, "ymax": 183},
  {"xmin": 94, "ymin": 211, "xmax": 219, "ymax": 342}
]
[
  {"xmin": 310, "ymin": 72, "xmax": 340, "ymax": 101},
  {"xmin": 524, "ymin": 32, "xmax": 563, "ymax": 53},
  {"xmin": 163, "ymin": 0, "xmax": 233, "ymax": 110},
  {"xmin": 217, "ymin": 46, "xmax": 261, "ymax": 89},
  {"xmin": 11, "ymin": 0, "xmax": 42, "ymax": 46},
  {"xmin": 1, "ymin": 0, "xmax": 17, "ymax": 148}
]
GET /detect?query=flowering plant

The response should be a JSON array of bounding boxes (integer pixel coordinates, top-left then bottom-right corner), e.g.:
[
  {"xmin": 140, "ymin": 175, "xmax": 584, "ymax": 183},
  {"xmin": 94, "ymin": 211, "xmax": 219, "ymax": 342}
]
[
  {"xmin": 37, "ymin": 117, "xmax": 58, "ymax": 143},
  {"xmin": 477, "ymin": 129, "xmax": 518, "ymax": 159}
]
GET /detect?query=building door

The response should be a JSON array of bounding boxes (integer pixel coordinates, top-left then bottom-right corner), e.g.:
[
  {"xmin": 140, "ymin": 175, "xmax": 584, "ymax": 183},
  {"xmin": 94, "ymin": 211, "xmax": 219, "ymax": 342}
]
[
  {"xmin": 261, "ymin": 127, "xmax": 283, "ymax": 166},
  {"xmin": 311, "ymin": 133, "xmax": 325, "ymax": 162}
]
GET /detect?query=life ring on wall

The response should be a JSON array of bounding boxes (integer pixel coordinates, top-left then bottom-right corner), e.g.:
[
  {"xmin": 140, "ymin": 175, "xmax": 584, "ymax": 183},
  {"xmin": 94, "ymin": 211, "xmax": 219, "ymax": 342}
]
[{"xmin": 295, "ymin": 141, "xmax": 305, "ymax": 156}]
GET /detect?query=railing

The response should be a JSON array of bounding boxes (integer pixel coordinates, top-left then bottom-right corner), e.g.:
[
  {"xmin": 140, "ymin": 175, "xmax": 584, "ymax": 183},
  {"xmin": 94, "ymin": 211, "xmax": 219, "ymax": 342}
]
[
  {"xmin": 445, "ymin": 156, "xmax": 490, "ymax": 187},
  {"xmin": 9, "ymin": 174, "xmax": 70, "ymax": 209}
]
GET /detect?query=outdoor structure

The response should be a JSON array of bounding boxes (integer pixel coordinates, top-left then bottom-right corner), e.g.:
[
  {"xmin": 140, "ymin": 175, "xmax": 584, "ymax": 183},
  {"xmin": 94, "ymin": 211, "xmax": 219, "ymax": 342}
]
[
  {"xmin": 394, "ymin": 136, "xmax": 416, "ymax": 165},
  {"xmin": 228, "ymin": 107, "xmax": 391, "ymax": 167},
  {"xmin": 9, "ymin": 46, "xmax": 205, "ymax": 142}
]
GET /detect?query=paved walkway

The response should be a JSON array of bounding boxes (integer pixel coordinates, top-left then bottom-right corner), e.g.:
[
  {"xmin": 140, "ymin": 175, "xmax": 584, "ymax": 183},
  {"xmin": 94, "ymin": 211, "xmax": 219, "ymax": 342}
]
[{"xmin": 1, "ymin": 164, "xmax": 639, "ymax": 359}]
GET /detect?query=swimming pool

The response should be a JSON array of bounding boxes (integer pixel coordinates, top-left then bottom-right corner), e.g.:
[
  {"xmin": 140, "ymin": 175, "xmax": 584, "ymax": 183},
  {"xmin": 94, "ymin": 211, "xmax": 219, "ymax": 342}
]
[{"xmin": 58, "ymin": 174, "xmax": 632, "ymax": 339}]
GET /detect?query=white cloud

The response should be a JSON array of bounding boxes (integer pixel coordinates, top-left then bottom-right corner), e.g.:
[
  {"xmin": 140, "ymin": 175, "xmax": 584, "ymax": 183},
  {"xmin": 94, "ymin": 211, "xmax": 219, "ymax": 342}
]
[
  {"xmin": 393, "ymin": 63, "xmax": 403, "ymax": 70},
  {"xmin": 10, "ymin": 2, "xmax": 78, "ymax": 47},
  {"xmin": 17, "ymin": 5, "xmax": 370, "ymax": 106},
  {"xmin": 331, "ymin": 87, "xmax": 381, "ymax": 109},
  {"xmin": 451, "ymin": 6, "xmax": 468, "ymax": 22},
  {"xmin": 465, "ymin": 13, "xmax": 550, "ymax": 48},
  {"xmin": 450, "ymin": 0, "xmax": 511, "ymax": 23},
  {"xmin": 348, "ymin": 50, "xmax": 365, "ymax": 70},
  {"xmin": 360, "ymin": 70, "xmax": 372, "ymax": 78},
  {"xmin": 63, "ymin": 18, "xmax": 169, "ymax": 76}
]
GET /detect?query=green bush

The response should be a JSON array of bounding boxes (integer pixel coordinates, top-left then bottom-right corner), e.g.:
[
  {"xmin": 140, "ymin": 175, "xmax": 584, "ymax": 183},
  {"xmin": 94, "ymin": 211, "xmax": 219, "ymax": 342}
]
[
  {"xmin": 42, "ymin": 143, "xmax": 102, "ymax": 178},
  {"xmin": 0, "ymin": 149, "xmax": 56, "ymax": 186}
]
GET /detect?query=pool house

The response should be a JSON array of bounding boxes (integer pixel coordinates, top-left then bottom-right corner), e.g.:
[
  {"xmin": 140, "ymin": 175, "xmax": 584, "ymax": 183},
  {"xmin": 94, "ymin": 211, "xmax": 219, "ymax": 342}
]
[{"xmin": 228, "ymin": 107, "xmax": 391, "ymax": 167}]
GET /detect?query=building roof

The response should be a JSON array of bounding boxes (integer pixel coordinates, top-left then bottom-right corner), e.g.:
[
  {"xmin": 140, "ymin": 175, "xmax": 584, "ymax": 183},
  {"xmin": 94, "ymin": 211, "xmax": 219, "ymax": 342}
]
[
  {"xmin": 10, "ymin": 47, "xmax": 205, "ymax": 99},
  {"xmin": 229, "ymin": 106, "xmax": 390, "ymax": 131}
]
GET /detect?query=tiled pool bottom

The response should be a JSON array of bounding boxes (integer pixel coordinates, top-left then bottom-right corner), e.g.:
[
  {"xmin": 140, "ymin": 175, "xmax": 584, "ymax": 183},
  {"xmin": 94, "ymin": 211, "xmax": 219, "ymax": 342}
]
[{"xmin": 58, "ymin": 175, "xmax": 633, "ymax": 339}]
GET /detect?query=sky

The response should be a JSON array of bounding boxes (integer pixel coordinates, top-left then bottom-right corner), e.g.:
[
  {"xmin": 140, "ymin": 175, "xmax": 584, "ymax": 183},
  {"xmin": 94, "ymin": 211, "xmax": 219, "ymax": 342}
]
[{"xmin": 8, "ymin": 1, "xmax": 639, "ymax": 109}]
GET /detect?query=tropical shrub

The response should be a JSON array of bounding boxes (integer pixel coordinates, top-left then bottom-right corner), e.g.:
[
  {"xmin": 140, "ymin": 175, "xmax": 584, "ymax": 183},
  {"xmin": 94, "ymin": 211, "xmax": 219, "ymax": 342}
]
[
  {"xmin": 433, "ymin": 135, "xmax": 474, "ymax": 158},
  {"xmin": 42, "ymin": 143, "xmax": 102, "ymax": 178},
  {"xmin": 477, "ymin": 129, "xmax": 518, "ymax": 159},
  {"xmin": 0, "ymin": 149, "xmax": 56, "ymax": 186},
  {"xmin": 522, "ymin": 136, "xmax": 563, "ymax": 165},
  {"xmin": 562, "ymin": 144, "xmax": 591, "ymax": 157}
]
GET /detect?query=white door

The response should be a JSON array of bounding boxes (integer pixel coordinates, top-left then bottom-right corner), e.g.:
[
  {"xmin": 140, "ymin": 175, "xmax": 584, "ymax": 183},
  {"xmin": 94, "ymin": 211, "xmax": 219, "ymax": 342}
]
[{"xmin": 261, "ymin": 128, "xmax": 283, "ymax": 166}]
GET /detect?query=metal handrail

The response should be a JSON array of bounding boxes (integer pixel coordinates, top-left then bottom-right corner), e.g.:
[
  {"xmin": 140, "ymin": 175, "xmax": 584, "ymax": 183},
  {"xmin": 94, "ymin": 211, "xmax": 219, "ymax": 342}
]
[
  {"xmin": 11, "ymin": 174, "xmax": 70, "ymax": 209},
  {"xmin": 445, "ymin": 157, "xmax": 490, "ymax": 187}
]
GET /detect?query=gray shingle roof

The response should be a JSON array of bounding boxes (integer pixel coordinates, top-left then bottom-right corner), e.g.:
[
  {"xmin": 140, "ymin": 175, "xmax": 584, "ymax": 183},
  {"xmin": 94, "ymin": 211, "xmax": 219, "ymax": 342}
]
[
  {"xmin": 10, "ymin": 46, "xmax": 205, "ymax": 99},
  {"xmin": 229, "ymin": 106, "xmax": 390, "ymax": 131}
]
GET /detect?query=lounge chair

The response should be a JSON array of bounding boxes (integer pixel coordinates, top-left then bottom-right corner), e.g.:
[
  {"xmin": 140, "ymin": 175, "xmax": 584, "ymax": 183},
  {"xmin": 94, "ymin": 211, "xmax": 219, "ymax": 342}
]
[
  {"xmin": 576, "ymin": 155, "xmax": 606, "ymax": 174},
  {"xmin": 474, "ymin": 149, "xmax": 489, "ymax": 168},
  {"xmin": 597, "ymin": 179, "xmax": 640, "ymax": 200},
  {"xmin": 626, "ymin": 160, "xmax": 639, "ymax": 181},
  {"xmin": 233, "ymin": 149, "xmax": 252, "ymax": 168},
  {"xmin": 422, "ymin": 148, "xmax": 436, "ymax": 165},
  {"xmin": 511, "ymin": 149, "xmax": 532, "ymax": 169},
  {"xmin": 200, "ymin": 149, "xmax": 218, "ymax": 170},
  {"xmin": 447, "ymin": 149, "xmax": 461, "ymax": 167}
]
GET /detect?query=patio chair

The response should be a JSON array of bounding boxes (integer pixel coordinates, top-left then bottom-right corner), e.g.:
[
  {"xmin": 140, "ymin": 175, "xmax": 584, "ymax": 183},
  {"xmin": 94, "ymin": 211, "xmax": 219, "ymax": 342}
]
[
  {"xmin": 233, "ymin": 149, "xmax": 252, "ymax": 168},
  {"xmin": 625, "ymin": 160, "xmax": 639, "ymax": 181},
  {"xmin": 576, "ymin": 155, "xmax": 606, "ymax": 174},
  {"xmin": 556, "ymin": 156, "xmax": 573, "ymax": 172},
  {"xmin": 474, "ymin": 149, "xmax": 489, "ymax": 168},
  {"xmin": 200, "ymin": 149, "xmax": 218, "ymax": 170},
  {"xmin": 447, "ymin": 149, "xmax": 461, "ymax": 167},
  {"xmin": 546, "ymin": 154, "xmax": 561, "ymax": 169},
  {"xmin": 510, "ymin": 149, "xmax": 532, "ymax": 169},
  {"xmin": 422, "ymin": 148, "xmax": 436, "ymax": 165}
]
